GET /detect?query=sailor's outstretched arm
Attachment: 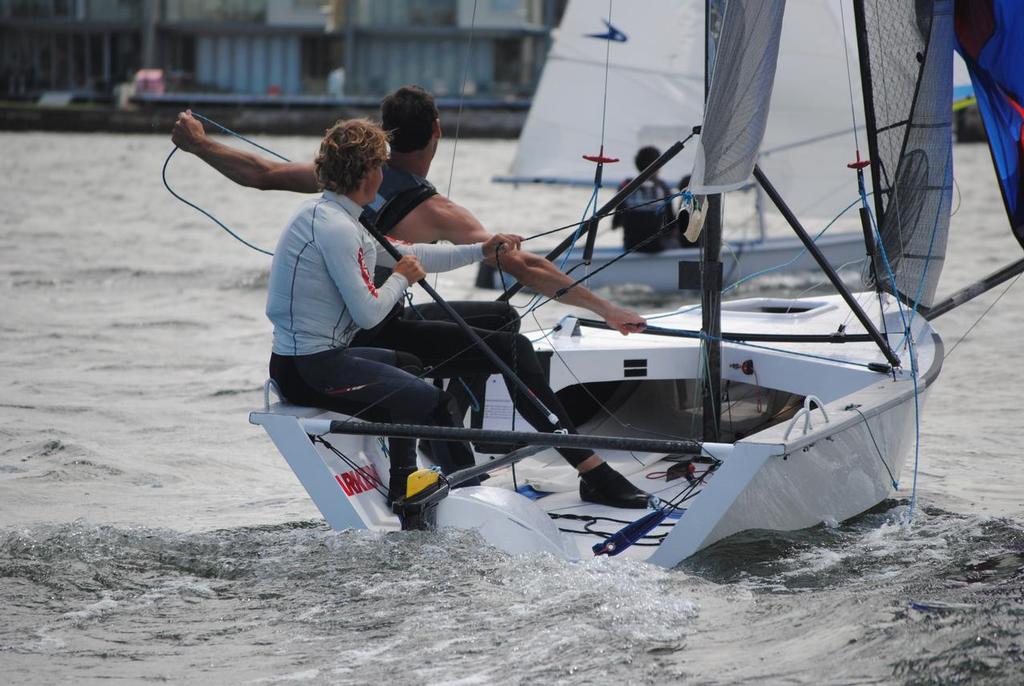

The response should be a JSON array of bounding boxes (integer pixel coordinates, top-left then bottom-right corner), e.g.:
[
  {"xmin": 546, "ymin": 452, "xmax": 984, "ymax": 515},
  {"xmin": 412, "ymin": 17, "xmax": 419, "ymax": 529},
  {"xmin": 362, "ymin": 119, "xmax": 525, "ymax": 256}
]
[
  {"xmin": 377, "ymin": 234, "xmax": 520, "ymax": 273},
  {"xmin": 496, "ymin": 250, "xmax": 647, "ymax": 335},
  {"xmin": 377, "ymin": 238, "xmax": 484, "ymax": 273},
  {"xmin": 396, "ymin": 197, "xmax": 647, "ymax": 335},
  {"xmin": 171, "ymin": 110, "xmax": 319, "ymax": 193}
]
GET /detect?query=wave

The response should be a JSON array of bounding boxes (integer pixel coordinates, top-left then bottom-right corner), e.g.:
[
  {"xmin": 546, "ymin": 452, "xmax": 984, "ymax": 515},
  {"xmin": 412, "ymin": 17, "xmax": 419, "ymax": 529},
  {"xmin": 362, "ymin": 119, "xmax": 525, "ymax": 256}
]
[
  {"xmin": 4, "ymin": 439, "xmax": 123, "ymax": 482},
  {"xmin": 0, "ymin": 521, "xmax": 702, "ymax": 682}
]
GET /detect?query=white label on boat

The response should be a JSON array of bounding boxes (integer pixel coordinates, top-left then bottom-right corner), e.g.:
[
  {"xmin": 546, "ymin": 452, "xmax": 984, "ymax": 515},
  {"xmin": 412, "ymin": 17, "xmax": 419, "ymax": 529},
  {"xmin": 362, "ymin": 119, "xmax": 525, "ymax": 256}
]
[{"xmin": 481, "ymin": 376, "xmax": 532, "ymax": 432}]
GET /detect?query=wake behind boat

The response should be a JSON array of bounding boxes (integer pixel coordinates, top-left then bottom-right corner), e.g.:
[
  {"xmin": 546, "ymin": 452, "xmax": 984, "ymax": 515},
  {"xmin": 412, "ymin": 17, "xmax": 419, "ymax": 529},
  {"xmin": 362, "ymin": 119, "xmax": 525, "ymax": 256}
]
[{"xmin": 252, "ymin": 0, "xmax": 1024, "ymax": 565}]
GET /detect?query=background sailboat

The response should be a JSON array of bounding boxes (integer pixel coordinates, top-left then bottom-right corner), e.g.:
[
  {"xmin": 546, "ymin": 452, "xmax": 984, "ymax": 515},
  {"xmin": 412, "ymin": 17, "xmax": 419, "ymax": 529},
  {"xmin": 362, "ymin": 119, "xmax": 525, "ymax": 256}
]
[{"xmin": 482, "ymin": 0, "xmax": 870, "ymax": 292}]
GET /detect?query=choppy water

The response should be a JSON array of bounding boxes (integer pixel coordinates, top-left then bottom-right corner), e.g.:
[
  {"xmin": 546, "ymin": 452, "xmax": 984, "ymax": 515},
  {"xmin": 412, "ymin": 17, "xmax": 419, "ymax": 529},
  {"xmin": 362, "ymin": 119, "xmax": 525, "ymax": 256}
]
[{"xmin": 1, "ymin": 132, "xmax": 1022, "ymax": 684}]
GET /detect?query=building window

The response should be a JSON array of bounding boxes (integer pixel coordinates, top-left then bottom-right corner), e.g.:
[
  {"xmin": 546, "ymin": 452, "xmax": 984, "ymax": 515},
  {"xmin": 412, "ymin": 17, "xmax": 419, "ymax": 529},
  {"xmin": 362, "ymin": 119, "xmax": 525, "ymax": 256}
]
[
  {"xmin": 169, "ymin": 0, "xmax": 268, "ymax": 23},
  {"xmin": 493, "ymin": 37, "xmax": 526, "ymax": 96},
  {"xmin": 2, "ymin": 0, "xmax": 76, "ymax": 18},
  {"xmin": 86, "ymin": 0, "xmax": 140, "ymax": 21},
  {"xmin": 355, "ymin": 0, "xmax": 457, "ymax": 27},
  {"xmin": 301, "ymin": 34, "xmax": 342, "ymax": 94}
]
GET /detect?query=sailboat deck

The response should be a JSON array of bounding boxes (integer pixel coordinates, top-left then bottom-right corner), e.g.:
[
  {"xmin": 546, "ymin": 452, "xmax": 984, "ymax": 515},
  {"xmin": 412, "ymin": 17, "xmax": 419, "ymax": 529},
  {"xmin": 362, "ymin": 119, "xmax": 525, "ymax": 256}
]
[
  {"xmin": 527, "ymin": 294, "xmax": 936, "ymax": 407},
  {"xmin": 537, "ymin": 294, "xmax": 900, "ymax": 364}
]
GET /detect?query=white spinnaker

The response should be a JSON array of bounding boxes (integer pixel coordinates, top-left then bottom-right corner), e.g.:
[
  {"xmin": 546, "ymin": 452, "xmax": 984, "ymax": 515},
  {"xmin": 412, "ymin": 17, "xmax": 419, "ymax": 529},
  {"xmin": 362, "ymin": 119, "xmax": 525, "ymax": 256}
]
[
  {"xmin": 499, "ymin": 0, "xmax": 705, "ymax": 188},
  {"xmin": 503, "ymin": 1, "xmax": 868, "ymax": 235}
]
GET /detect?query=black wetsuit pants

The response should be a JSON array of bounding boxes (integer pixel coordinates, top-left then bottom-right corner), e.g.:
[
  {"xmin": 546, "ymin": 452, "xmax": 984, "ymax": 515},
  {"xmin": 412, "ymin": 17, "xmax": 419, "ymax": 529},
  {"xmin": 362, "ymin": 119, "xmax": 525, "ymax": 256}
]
[
  {"xmin": 269, "ymin": 347, "xmax": 474, "ymax": 475},
  {"xmin": 384, "ymin": 300, "xmax": 521, "ymax": 417},
  {"xmin": 270, "ymin": 301, "xmax": 521, "ymax": 478},
  {"xmin": 351, "ymin": 311, "xmax": 594, "ymax": 468}
]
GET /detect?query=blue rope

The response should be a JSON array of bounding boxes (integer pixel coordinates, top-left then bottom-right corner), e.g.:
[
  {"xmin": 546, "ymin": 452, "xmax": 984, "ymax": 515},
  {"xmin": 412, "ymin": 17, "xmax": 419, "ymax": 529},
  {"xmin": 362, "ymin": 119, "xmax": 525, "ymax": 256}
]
[
  {"xmin": 190, "ymin": 111, "xmax": 291, "ymax": 162},
  {"xmin": 896, "ymin": 148, "xmax": 952, "ymax": 521},
  {"xmin": 638, "ymin": 193, "xmax": 867, "ymax": 327},
  {"xmin": 860, "ymin": 150, "xmax": 955, "ymax": 524},
  {"xmin": 906, "ymin": 334, "xmax": 921, "ymax": 518},
  {"xmin": 161, "ymin": 111, "xmax": 286, "ymax": 257},
  {"xmin": 859, "ymin": 198, "xmax": 920, "ymax": 522},
  {"xmin": 721, "ymin": 195, "xmax": 865, "ymax": 295}
]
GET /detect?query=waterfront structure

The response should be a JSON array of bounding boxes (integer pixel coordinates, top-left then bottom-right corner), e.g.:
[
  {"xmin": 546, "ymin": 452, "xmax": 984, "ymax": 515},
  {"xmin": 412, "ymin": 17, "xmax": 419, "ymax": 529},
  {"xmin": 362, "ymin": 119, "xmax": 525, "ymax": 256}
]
[
  {"xmin": 336, "ymin": 0, "xmax": 555, "ymax": 100},
  {"xmin": 0, "ymin": 0, "xmax": 560, "ymax": 102},
  {"xmin": 0, "ymin": 0, "xmax": 149, "ymax": 99}
]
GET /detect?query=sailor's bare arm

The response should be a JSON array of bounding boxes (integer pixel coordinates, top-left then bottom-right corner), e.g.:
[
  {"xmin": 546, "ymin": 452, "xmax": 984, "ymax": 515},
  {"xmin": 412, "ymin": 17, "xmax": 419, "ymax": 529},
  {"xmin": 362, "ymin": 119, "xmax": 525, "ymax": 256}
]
[
  {"xmin": 171, "ymin": 110, "xmax": 319, "ymax": 193},
  {"xmin": 394, "ymin": 196, "xmax": 647, "ymax": 335}
]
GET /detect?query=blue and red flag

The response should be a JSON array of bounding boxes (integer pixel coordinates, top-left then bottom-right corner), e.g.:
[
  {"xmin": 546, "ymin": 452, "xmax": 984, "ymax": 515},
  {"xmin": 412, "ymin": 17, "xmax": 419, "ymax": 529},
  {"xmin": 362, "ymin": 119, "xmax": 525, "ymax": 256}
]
[{"xmin": 955, "ymin": 0, "xmax": 1024, "ymax": 246}]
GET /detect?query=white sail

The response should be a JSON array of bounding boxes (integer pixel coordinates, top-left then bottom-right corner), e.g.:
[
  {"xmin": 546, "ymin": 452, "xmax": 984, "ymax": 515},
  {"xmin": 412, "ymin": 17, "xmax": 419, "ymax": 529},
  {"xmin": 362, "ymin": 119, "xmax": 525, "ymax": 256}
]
[
  {"xmin": 690, "ymin": 2, "xmax": 786, "ymax": 193},
  {"xmin": 497, "ymin": 0, "xmax": 705, "ymax": 188},
  {"xmin": 755, "ymin": 1, "xmax": 866, "ymax": 225},
  {"xmin": 503, "ymin": 1, "xmax": 868, "ymax": 228}
]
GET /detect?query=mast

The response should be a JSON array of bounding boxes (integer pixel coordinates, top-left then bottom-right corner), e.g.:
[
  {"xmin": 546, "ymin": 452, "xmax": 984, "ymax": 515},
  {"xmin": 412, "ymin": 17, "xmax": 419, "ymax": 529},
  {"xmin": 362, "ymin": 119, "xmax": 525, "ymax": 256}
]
[
  {"xmin": 847, "ymin": 0, "xmax": 891, "ymax": 345},
  {"xmin": 851, "ymin": 0, "xmax": 886, "ymax": 241},
  {"xmin": 701, "ymin": 0, "xmax": 723, "ymax": 442}
]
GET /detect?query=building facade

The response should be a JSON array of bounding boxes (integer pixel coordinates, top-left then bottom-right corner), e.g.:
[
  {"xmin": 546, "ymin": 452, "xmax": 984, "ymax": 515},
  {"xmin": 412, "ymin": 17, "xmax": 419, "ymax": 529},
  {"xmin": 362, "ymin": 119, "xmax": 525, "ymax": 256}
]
[
  {"xmin": 0, "ymin": 0, "xmax": 146, "ymax": 99},
  {"xmin": 0, "ymin": 0, "xmax": 563, "ymax": 102},
  {"xmin": 338, "ymin": 0, "xmax": 556, "ymax": 99}
]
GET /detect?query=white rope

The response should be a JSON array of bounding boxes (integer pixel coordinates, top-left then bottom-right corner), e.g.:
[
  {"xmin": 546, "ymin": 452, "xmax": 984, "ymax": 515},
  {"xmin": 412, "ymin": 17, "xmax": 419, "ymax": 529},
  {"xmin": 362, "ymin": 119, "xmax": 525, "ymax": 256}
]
[
  {"xmin": 597, "ymin": 0, "xmax": 614, "ymax": 153},
  {"xmin": 838, "ymin": 0, "xmax": 862, "ymax": 153}
]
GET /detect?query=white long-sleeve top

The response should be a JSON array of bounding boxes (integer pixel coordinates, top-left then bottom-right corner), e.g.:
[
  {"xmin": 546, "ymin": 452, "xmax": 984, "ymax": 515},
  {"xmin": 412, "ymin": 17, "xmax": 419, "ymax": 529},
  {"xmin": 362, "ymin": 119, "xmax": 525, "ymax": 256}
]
[{"xmin": 267, "ymin": 190, "xmax": 484, "ymax": 356}]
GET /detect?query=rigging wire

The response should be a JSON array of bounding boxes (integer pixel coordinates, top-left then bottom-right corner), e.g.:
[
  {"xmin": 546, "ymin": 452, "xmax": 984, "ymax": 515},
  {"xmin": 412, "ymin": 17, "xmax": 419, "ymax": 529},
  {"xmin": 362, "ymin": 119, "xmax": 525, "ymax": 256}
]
[
  {"xmin": 445, "ymin": 0, "xmax": 478, "ymax": 199},
  {"xmin": 630, "ymin": 193, "xmax": 870, "ymax": 329},
  {"xmin": 838, "ymin": 1, "xmax": 863, "ymax": 155},
  {"xmin": 520, "ymin": 190, "xmax": 688, "ymax": 243},
  {"xmin": 943, "ymin": 271, "xmax": 1023, "ymax": 361},
  {"xmin": 849, "ymin": 406, "xmax": 899, "ymax": 489},
  {"xmin": 597, "ymin": 0, "xmax": 614, "ymax": 155},
  {"xmin": 720, "ymin": 195, "xmax": 865, "ymax": 294}
]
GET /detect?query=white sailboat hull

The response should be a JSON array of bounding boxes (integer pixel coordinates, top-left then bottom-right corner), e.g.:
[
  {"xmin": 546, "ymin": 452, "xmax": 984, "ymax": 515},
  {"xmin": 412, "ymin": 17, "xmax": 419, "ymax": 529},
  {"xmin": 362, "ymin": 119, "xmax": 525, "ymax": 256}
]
[
  {"xmin": 477, "ymin": 231, "xmax": 866, "ymax": 293},
  {"xmin": 651, "ymin": 368, "xmax": 930, "ymax": 565},
  {"xmin": 250, "ymin": 293, "xmax": 941, "ymax": 567}
]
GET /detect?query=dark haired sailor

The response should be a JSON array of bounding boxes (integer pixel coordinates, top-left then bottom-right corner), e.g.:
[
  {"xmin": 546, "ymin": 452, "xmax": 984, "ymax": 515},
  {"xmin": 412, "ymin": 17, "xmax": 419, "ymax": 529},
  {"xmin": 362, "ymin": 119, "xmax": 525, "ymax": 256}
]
[
  {"xmin": 172, "ymin": 85, "xmax": 647, "ymax": 336},
  {"xmin": 612, "ymin": 145, "xmax": 678, "ymax": 252}
]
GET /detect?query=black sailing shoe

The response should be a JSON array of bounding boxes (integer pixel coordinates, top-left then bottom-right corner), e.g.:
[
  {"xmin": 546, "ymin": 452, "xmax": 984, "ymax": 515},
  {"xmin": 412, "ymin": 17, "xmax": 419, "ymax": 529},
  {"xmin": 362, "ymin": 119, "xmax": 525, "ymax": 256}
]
[
  {"xmin": 387, "ymin": 467, "xmax": 417, "ymax": 508},
  {"xmin": 579, "ymin": 463, "xmax": 651, "ymax": 509}
]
